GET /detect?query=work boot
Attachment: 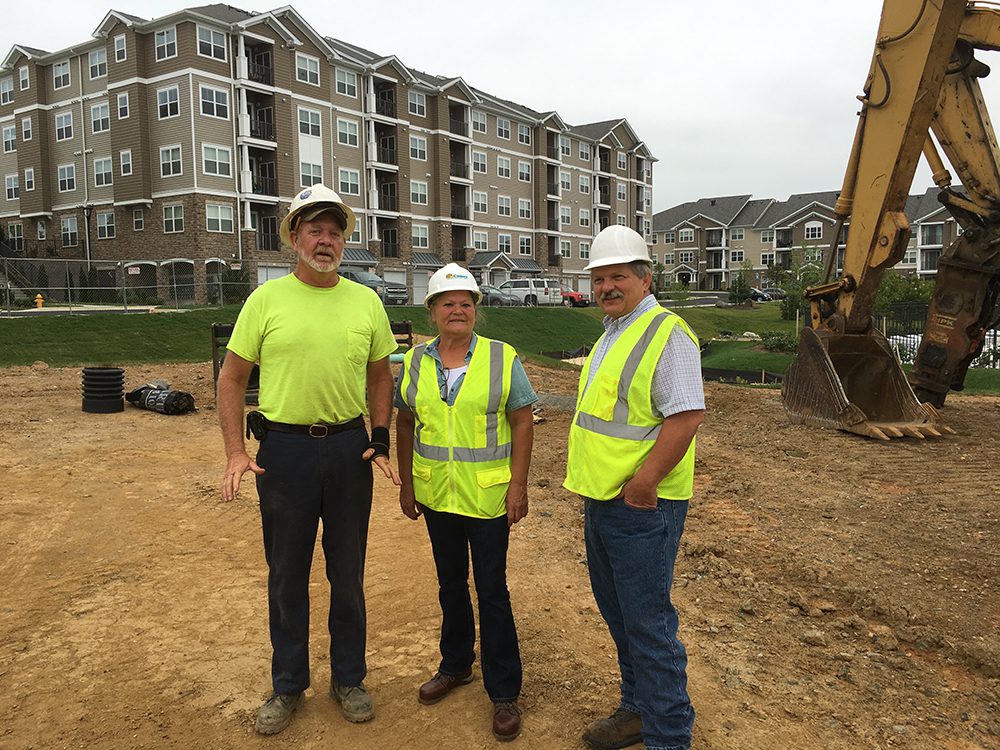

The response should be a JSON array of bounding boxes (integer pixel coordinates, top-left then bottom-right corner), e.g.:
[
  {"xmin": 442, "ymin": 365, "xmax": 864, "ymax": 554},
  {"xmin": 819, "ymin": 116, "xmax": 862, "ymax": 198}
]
[
  {"xmin": 492, "ymin": 700, "xmax": 522, "ymax": 742},
  {"xmin": 331, "ymin": 681, "xmax": 375, "ymax": 722},
  {"xmin": 254, "ymin": 692, "xmax": 302, "ymax": 735},
  {"xmin": 582, "ymin": 706, "xmax": 643, "ymax": 749},
  {"xmin": 418, "ymin": 669, "xmax": 474, "ymax": 705}
]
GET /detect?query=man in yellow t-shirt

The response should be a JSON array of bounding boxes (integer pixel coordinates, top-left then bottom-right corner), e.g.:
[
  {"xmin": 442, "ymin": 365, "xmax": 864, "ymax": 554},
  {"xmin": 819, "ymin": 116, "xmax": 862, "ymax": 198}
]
[{"xmin": 217, "ymin": 184, "xmax": 399, "ymax": 736}]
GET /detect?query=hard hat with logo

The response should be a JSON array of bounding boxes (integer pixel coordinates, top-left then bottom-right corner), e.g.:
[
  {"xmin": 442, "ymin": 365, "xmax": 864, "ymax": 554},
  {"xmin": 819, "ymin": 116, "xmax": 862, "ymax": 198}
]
[
  {"xmin": 424, "ymin": 263, "xmax": 483, "ymax": 307},
  {"xmin": 584, "ymin": 225, "xmax": 652, "ymax": 270},
  {"xmin": 279, "ymin": 184, "xmax": 357, "ymax": 249}
]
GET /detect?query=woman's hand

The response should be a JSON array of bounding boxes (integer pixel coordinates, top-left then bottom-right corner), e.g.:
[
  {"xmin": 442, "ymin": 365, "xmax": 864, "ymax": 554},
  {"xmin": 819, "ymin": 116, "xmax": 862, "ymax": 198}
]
[
  {"xmin": 505, "ymin": 480, "xmax": 528, "ymax": 526},
  {"xmin": 399, "ymin": 484, "xmax": 422, "ymax": 520}
]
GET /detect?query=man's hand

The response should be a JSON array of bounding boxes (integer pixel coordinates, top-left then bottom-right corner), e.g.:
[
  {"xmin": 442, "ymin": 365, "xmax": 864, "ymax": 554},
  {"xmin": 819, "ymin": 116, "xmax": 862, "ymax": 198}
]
[
  {"xmin": 505, "ymin": 480, "xmax": 529, "ymax": 527},
  {"xmin": 365, "ymin": 450, "xmax": 401, "ymax": 485},
  {"xmin": 399, "ymin": 484, "xmax": 422, "ymax": 520},
  {"xmin": 621, "ymin": 474, "xmax": 658, "ymax": 509},
  {"xmin": 222, "ymin": 452, "xmax": 265, "ymax": 501}
]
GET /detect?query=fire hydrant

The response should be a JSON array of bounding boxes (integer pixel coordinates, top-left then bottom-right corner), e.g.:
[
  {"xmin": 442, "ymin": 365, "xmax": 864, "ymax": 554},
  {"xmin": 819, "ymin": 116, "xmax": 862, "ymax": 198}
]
[{"xmin": 34, "ymin": 294, "xmax": 44, "ymax": 308}]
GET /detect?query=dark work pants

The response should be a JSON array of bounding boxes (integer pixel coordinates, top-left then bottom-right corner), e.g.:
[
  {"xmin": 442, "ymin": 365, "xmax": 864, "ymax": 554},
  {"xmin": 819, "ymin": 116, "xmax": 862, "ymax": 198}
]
[
  {"xmin": 255, "ymin": 427, "xmax": 372, "ymax": 695},
  {"xmin": 422, "ymin": 505, "xmax": 522, "ymax": 703}
]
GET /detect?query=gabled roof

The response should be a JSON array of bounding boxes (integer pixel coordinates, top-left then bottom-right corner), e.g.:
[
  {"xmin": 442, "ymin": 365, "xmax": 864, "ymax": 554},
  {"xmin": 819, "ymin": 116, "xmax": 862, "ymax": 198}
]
[
  {"xmin": 468, "ymin": 251, "xmax": 514, "ymax": 270},
  {"xmin": 652, "ymin": 195, "xmax": 752, "ymax": 231},
  {"xmin": 2, "ymin": 45, "xmax": 49, "ymax": 70},
  {"xmin": 188, "ymin": 4, "xmax": 254, "ymax": 24},
  {"xmin": 905, "ymin": 186, "xmax": 960, "ymax": 223},
  {"xmin": 755, "ymin": 190, "xmax": 840, "ymax": 228},
  {"xmin": 730, "ymin": 198, "xmax": 774, "ymax": 228},
  {"xmin": 569, "ymin": 118, "xmax": 623, "ymax": 141}
]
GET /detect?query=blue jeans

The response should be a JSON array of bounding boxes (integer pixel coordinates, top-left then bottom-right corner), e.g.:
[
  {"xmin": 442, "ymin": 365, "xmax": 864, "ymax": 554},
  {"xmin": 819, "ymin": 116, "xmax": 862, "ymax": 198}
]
[
  {"xmin": 584, "ymin": 498, "xmax": 693, "ymax": 750},
  {"xmin": 256, "ymin": 427, "xmax": 372, "ymax": 695}
]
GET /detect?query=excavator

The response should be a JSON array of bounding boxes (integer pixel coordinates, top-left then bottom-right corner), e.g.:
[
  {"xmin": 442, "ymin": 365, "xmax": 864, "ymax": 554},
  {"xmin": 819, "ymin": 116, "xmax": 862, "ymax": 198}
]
[{"xmin": 782, "ymin": 0, "xmax": 1000, "ymax": 440}]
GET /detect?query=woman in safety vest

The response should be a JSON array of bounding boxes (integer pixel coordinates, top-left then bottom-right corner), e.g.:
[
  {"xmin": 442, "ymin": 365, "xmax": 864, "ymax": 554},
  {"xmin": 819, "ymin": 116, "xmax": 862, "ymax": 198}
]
[{"xmin": 395, "ymin": 263, "xmax": 536, "ymax": 742}]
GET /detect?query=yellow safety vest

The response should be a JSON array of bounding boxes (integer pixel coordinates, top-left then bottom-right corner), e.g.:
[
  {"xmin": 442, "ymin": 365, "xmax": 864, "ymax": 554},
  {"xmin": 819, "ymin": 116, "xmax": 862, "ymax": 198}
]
[
  {"xmin": 563, "ymin": 308, "xmax": 698, "ymax": 501},
  {"xmin": 400, "ymin": 337, "xmax": 516, "ymax": 519}
]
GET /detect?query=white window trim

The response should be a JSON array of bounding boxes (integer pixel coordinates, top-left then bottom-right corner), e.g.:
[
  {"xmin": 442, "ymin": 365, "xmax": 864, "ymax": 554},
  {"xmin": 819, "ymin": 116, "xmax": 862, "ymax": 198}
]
[
  {"xmin": 120, "ymin": 149, "xmax": 133, "ymax": 176},
  {"xmin": 114, "ymin": 34, "xmax": 127, "ymax": 62},
  {"xmin": 52, "ymin": 61, "xmax": 71, "ymax": 90},
  {"xmin": 117, "ymin": 92, "xmax": 129, "ymax": 120},
  {"xmin": 196, "ymin": 25, "xmax": 227, "ymax": 62},
  {"xmin": 518, "ymin": 161, "xmax": 531, "ymax": 183},
  {"xmin": 338, "ymin": 167, "xmax": 361, "ymax": 195},
  {"xmin": 408, "ymin": 91, "xmax": 426, "ymax": 117},
  {"xmin": 410, "ymin": 179, "xmax": 428, "ymax": 205},
  {"xmin": 497, "ymin": 195, "xmax": 512, "ymax": 216},
  {"xmin": 19, "ymin": 66, "xmax": 30, "ymax": 91},
  {"xmin": 157, "ymin": 85, "xmax": 180, "ymax": 120},
  {"xmin": 298, "ymin": 106, "xmax": 322, "ymax": 137},
  {"xmin": 89, "ymin": 48, "xmax": 107, "ymax": 80},
  {"xmin": 295, "ymin": 52, "xmax": 320, "ymax": 86},
  {"xmin": 497, "ymin": 117, "xmax": 511, "ymax": 140},
  {"xmin": 93, "ymin": 157, "xmax": 113, "ymax": 187},
  {"xmin": 91, "ymin": 102, "xmax": 110, "ymax": 134},
  {"xmin": 154, "ymin": 27, "xmax": 178, "ymax": 62},
  {"xmin": 163, "ymin": 204, "xmax": 184, "ymax": 234},
  {"xmin": 201, "ymin": 143, "xmax": 232, "ymax": 178},
  {"xmin": 96, "ymin": 210, "xmax": 115, "ymax": 239},
  {"xmin": 24, "ymin": 167, "xmax": 34, "ymax": 192},
  {"xmin": 337, "ymin": 118, "xmax": 359, "ymax": 147},
  {"xmin": 335, "ymin": 68, "xmax": 358, "ymax": 97},
  {"xmin": 199, "ymin": 85, "xmax": 229, "ymax": 120},
  {"xmin": 678, "ymin": 228, "xmax": 694, "ymax": 243},
  {"xmin": 159, "ymin": 144, "xmax": 183, "ymax": 178},
  {"xmin": 409, "ymin": 134, "xmax": 427, "ymax": 160},
  {"xmin": 206, "ymin": 203, "xmax": 234, "ymax": 233},
  {"xmin": 57, "ymin": 163, "xmax": 76, "ymax": 193},
  {"xmin": 471, "ymin": 110, "xmax": 486, "ymax": 133},
  {"xmin": 133, "ymin": 208, "xmax": 144, "ymax": 231},
  {"xmin": 497, "ymin": 156, "xmax": 511, "ymax": 179}
]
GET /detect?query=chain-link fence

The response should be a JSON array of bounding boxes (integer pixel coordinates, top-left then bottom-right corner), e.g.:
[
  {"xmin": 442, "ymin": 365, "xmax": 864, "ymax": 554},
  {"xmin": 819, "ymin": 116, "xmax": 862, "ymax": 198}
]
[{"xmin": 1, "ymin": 256, "xmax": 254, "ymax": 315}]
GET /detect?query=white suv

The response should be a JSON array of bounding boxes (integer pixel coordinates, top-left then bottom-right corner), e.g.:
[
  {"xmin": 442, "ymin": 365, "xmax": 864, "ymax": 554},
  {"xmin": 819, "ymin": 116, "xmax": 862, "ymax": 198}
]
[{"xmin": 498, "ymin": 278, "xmax": 562, "ymax": 306}]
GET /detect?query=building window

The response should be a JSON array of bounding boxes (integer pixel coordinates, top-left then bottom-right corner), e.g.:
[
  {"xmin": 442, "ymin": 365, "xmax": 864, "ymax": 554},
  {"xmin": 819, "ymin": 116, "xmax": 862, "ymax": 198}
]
[
  {"xmin": 664, "ymin": 252, "xmax": 675, "ymax": 265},
  {"xmin": 804, "ymin": 221, "xmax": 823, "ymax": 240},
  {"xmin": 409, "ymin": 135, "xmax": 427, "ymax": 160},
  {"xmin": 560, "ymin": 206, "xmax": 571, "ymax": 225},
  {"xmin": 518, "ymin": 198, "xmax": 532, "ymax": 219},
  {"xmin": 518, "ymin": 161, "xmax": 531, "ymax": 182},
  {"xmin": 760, "ymin": 229, "xmax": 774, "ymax": 243},
  {"xmin": 497, "ymin": 117, "xmax": 511, "ymax": 139},
  {"xmin": 5, "ymin": 175, "xmax": 18, "ymax": 200},
  {"xmin": 94, "ymin": 157, "xmax": 113, "ymax": 187},
  {"xmin": 53, "ymin": 61, "xmax": 70, "ymax": 89},
  {"xmin": 339, "ymin": 168, "xmax": 360, "ymax": 195},
  {"xmin": 617, "ymin": 216, "xmax": 626, "ymax": 226},
  {"xmin": 651, "ymin": 233, "xmax": 658, "ymax": 245},
  {"xmin": 663, "ymin": 230, "xmax": 675, "ymax": 244},
  {"xmin": 296, "ymin": 53, "xmax": 319, "ymax": 85},
  {"xmin": 473, "ymin": 191, "xmax": 487, "ymax": 214},
  {"xmin": 518, "ymin": 123, "xmax": 531, "ymax": 145},
  {"xmin": 158, "ymin": 86, "xmax": 179, "ymax": 119},
  {"xmin": 89, "ymin": 48, "xmax": 107, "ymax": 79},
  {"xmin": 160, "ymin": 145, "xmax": 182, "ymax": 177},
  {"xmin": 498, "ymin": 234, "xmax": 511, "ymax": 254},
  {"xmin": 560, "ymin": 136, "xmax": 571, "ymax": 156},
  {"xmin": 197, "ymin": 26, "xmax": 226, "ymax": 60},
  {"xmin": 202, "ymin": 144, "xmax": 231, "ymax": 177},
  {"xmin": 163, "ymin": 205, "xmax": 184, "ymax": 233},
  {"xmin": 579, "ymin": 175, "xmax": 591, "ymax": 194},
  {"xmin": 0, "ymin": 77, "xmax": 12, "ymax": 104},
  {"xmin": 58, "ymin": 164, "xmax": 76, "ymax": 192},
  {"xmin": 644, "ymin": 220, "xmax": 651, "ymax": 237},
  {"xmin": 337, "ymin": 118, "xmax": 359, "ymax": 147},
  {"xmin": 922, "ymin": 223, "xmax": 943, "ymax": 245},
  {"xmin": 133, "ymin": 209, "xmax": 144, "ymax": 231},
  {"xmin": 21, "ymin": 117, "xmax": 31, "ymax": 141},
  {"xmin": 412, "ymin": 224, "xmax": 429, "ymax": 248},
  {"xmin": 518, "ymin": 236, "xmax": 532, "ymax": 256},
  {"xmin": 731, "ymin": 228, "xmax": 744, "ymax": 241},
  {"xmin": 473, "ymin": 231, "xmax": 488, "ymax": 250},
  {"xmin": 497, "ymin": 156, "xmax": 511, "ymax": 178},
  {"xmin": 679, "ymin": 251, "xmax": 695, "ymax": 263},
  {"xmin": 560, "ymin": 240, "xmax": 571, "ymax": 258},
  {"xmin": 120, "ymin": 150, "xmax": 132, "ymax": 176},
  {"xmin": 472, "ymin": 151, "xmax": 486, "ymax": 173},
  {"xmin": 97, "ymin": 210, "xmax": 115, "ymax": 239},
  {"xmin": 761, "ymin": 251, "xmax": 774, "ymax": 266},
  {"xmin": 347, "ymin": 224, "xmax": 362, "ymax": 244},
  {"xmin": 114, "ymin": 34, "xmax": 126, "ymax": 62},
  {"xmin": 471, "ymin": 110, "xmax": 486, "ymax": 133},
  {"xmin": 62, "ymin": 216, "xmax": 78, "ymax": 247},
  {"xmin": 24, "ymin": 167, "xmax": 34, "ymax": 191},
  {"xmin": 155, "ymin": 28, "xmax": 177, "ymax": 61},
  {"xmin": 498, "ymin": 196, "xmax": 511, "ymax": 217},
  {"xmin": 117, "ymin": 93, "xmax": 129, "ymax": 119},
  {"xmin": 804, "ymin": 247, "xmax": 822, "ymax": 263},
  {"xmin": 410, "ymin": 180, "xmax": 428, "ymax": 205},
  {"xmin": 336, "ymin": 68, "xmax": 357, "ymax": 96},
  {"xmin": 207, "ymin": 203, "xmax": 234, "ymax": 232},
  {"xmin": 559, "ymin": 171, "xmax": 571, "ymax": 192},
  {"xmin": 902, "ymin": 248, "xmax": 917, "ymax": 265},
  {"xmin": 730, "ymin": 250, "xmax": 744, "ymax": 263},
  {"xmin": 408, "ymin": 91, "xmax": 426, "ymax": 116},
  {"xmin": 617, "ymin": 183, "xmax": 627, "ymax": 201},
  {"xmin": 579, "ymin": 209, "xmax": 590, "ymax": 227},
  {"xmin": 91, "ymin": 103, "xmax": 110, "ymax": 133},
  {"xmin": 37, "ymin": 220, "xmax": 46, "ymax": 240},
  {"xmin": 1, "ymin": 126, "xmax": 14, "ymax": 153},
  {"xmin": 300, "ymin": 162, "xmax": 322, "ymax": 187},
  {"xmin": 678, "ymin": 228, "xmax": 694, "ymax": 243},
  {"xmin": 617, "ymin": 151, "xmax": 626, "ymax": 170},
  {"xmin": 580, "ymin": 241, "xmax": 590, "ymax": 259},
  {"xmin": 580, "ymin": 142, "xmax": 591, "ymax": 161},
  {"xmin": 297, "ymin": 107, "xmax": 321, "ymax": 136},
  {"xmin": 200, "ymin": 86, "xmax": 228, "ymax": 118}
]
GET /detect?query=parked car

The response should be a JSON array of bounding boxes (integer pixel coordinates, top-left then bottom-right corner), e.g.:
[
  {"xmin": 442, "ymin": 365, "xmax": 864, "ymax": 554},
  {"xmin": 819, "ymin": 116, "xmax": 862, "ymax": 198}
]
[
  {"xmin": 340, "ymin": 270, "xmax": 409, "ymax": 305},
  {"xmin": 761, "ymin": 287, "xmax": 787, "ymax": 300},
  {"xmin": 498, "ymin": 278, "xmax": 562, "ymax": 306},
  {"xmin": 480, "ymin": 284, "xmax": 521, "ymax": 307},
  {"xmin": 560, "ymin": 283, "xmax": 590, "ymax": 307},
  {"xmin": 749, "ymin": 287, "xmax": 773, "ymax": 302}
]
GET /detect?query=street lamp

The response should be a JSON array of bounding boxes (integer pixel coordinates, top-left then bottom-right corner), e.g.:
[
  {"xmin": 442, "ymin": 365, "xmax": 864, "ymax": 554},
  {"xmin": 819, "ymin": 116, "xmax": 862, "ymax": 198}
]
[{"xmin": 82, "ymin": 203, "xmax": 93, "ymax": 269}]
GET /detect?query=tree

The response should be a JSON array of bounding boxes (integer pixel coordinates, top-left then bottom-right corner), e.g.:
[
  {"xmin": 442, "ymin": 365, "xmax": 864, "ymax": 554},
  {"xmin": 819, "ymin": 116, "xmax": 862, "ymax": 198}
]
[
  {"xmin": 728, "ymin": 260, "xmax": 756, "ymax": 304},
  {"xmin": 780, "ymin": 247, "xmax": 823, "ymax": 320},
  {"xmin": 874, "ymin": 272, "xmax": 934, "ymax": 315}
]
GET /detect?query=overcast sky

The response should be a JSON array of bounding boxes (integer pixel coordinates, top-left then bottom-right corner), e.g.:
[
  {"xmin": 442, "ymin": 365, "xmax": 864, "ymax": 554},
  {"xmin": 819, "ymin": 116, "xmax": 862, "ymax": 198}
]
[{"xmin": 8, "ymin": 0, "xmax": 1000, "ymax": 212}]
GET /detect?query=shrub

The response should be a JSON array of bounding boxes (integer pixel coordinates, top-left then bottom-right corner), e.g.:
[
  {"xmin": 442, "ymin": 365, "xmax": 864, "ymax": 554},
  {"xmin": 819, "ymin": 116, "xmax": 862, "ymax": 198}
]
[{"xmin": 760, "ymin": 330, "xmax": 799, "ymax": 353}]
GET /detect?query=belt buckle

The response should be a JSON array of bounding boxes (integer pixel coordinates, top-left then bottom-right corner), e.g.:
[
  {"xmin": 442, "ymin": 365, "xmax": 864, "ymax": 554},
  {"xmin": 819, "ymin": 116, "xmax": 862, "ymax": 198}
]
[{"xmin": 308, "ymin": 423, "xmax": 329, "ymax": 438}]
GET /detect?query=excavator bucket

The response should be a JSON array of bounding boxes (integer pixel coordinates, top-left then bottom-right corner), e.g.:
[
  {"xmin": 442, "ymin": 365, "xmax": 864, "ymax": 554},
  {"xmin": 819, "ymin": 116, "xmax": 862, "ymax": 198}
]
[{"xmin": 782, "ymin": 328, "xmax": 947, "ymax": 440}]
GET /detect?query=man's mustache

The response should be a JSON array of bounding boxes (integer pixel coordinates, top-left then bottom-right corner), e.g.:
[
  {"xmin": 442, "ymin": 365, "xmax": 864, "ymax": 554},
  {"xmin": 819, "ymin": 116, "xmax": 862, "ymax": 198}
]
[{"xmin": 600, "ymin": 291, "xmax": 625, "ymax": 302}]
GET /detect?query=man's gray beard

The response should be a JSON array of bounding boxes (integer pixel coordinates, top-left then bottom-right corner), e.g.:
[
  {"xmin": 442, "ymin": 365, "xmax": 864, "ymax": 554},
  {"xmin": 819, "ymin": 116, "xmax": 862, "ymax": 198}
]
[{"xmin": 303, "ymin": 254, "xmax": 341, "ymax": 273}]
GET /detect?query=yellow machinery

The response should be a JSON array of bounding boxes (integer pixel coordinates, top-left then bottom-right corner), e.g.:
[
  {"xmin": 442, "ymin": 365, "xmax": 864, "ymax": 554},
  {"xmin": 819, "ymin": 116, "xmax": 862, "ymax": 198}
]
[{"xmin": 783, "ymin": 0, "xmax": 1000, "ymax": 439}]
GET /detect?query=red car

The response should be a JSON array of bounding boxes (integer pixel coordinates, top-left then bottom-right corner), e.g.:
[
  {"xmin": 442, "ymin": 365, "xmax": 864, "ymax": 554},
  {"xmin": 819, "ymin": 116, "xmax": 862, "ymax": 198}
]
[{"xmin": 560, "ymin": 284, "xmax": 590, "ymax": 307}]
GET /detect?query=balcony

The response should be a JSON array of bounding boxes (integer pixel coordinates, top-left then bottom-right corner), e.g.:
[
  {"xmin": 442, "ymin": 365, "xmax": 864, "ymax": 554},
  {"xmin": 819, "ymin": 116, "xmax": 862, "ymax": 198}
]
[
  {"xmin": 377, "ymin": 146, "xmax": 397, "ymax": 165},
  {"xmin": 378, "ymin": 195, "xmax": 398, "ymax": 211},
  {"xmin": 547, "ymin": 217, "xmax": 560, "ymax": 231},
  {"xmin": 249, "ymin": 61, "xmax": 272, "ymax": 86},
  {"xmin": 547, "ymin": 145, "xmax": 561, "ymax": 159},
  {"xmin": 383, "ymin": 241, "xmax": 399, "ymax": 258},
  {"xmin": 250, "ymin": 117, "xmax": 274, "ymax": 141},
  {"xmin": 450, "ymin": 162, "xmax": 469, "ymax": 179},
  {"xmin": 257, "ymin": 233, "xmax": 279, "ymax": 251},
  {"xmin": 375, "ymin": 98, "xmax": 396, "ymax": 118},
  {"xmin": 598, "ymin": 187, "xmax": 610, "ymax": 205},
  {"xmin": 449, "ymin": 119, "xmax": 468, "ymax": 136},
  {"xmin": 252, "ymin": 174, "xmax": 276, "ymax": 196},
  {"xmin": 598, "ymin": 156, "xmax": 611, "ymax": 173},
  {"xmin": 451, "ymin": 205, "xmax": 469, "ymax": 220},
  {"xmin": 548, "ymin": 251, "xmax": 562, "ymax": 266}
]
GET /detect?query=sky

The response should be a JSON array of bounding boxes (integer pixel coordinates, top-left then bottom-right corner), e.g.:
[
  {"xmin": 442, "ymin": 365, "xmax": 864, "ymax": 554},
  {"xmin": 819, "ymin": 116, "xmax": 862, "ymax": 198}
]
[{"xmin": 7, "ymin": 0, "xmax": 1000, "ymax": 212}]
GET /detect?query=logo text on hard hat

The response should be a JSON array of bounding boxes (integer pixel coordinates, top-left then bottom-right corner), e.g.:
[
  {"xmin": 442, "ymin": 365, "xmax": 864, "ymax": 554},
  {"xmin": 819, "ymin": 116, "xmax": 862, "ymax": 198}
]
[
  {"xmin": 299, "ymin": 189, "xmax": 311, "ymax": 200},
  {"xmin": 445, "ymin": 273, "xmax": 470, "ymax": 280}
]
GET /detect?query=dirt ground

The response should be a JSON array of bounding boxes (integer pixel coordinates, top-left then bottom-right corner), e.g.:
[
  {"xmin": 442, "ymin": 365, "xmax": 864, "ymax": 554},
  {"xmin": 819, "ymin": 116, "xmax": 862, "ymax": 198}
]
[{"xmin": 1, "ymin": 359, "xmax": 998, "ymax": 750}]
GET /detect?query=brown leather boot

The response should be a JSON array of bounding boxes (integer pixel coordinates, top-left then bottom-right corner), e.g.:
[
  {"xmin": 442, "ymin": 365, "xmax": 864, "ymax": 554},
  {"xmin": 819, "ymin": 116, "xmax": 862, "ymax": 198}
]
[
  {"xmin": 492, "ymin": 700, "xmax": 522, "ymax": 741},
  {"xmin": 582, "ymin": 707, "xmax": 643, "ymax": 749},
  {"xmin": 418, "ymin": 670, "xmax": 474, "ymax": 705}
]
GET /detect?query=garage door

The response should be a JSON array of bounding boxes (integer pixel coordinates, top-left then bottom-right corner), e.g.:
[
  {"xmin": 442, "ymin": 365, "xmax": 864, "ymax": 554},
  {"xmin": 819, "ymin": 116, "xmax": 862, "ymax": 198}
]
[
  {"xmin": 579, "ymin": 277, "xmax": 591, "ymax": 295},
  {"xmin": 257, "ymin": 264, "xmax": 291, "ymax": 286},
  {"xmin": 412, "ymin": 269, "xmax": 432, "ymax": 306}
]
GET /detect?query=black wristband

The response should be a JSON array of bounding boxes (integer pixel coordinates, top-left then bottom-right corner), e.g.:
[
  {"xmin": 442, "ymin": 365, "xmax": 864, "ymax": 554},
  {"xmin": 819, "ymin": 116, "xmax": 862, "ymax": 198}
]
[{"xmin": 368, "ymin": 425, "xmax": 390, "ymax": 460}]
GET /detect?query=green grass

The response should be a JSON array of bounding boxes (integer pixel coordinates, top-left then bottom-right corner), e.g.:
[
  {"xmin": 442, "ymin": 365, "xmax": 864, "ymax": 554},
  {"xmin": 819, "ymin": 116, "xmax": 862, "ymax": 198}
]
[{"xmin": 700, "ymin": 340, "xmax": 794, "ymax": 372}]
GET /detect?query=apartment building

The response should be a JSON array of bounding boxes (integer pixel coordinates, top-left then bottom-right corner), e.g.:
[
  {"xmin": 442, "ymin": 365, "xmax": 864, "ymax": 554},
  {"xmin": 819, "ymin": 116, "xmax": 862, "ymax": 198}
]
[
  {"xmin": 650, "ymin": 187, "xmax": 957, "ymax": 290},
  {"xmin": 0, "ymin": 4, "xmax": 654, "ymax": 303}
]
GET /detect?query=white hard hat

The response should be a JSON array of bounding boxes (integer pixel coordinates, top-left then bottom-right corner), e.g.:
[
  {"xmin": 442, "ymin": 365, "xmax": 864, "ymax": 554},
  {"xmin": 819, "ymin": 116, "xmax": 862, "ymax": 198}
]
[
  {"xmin": 279, "ymin": 184, "xmax": 357, "ymax": 249},
  {"xmin": 584, "ymin": 225, "xmax": 652, "ymax": 270},
  {"xmin": 424, "ymin": 263, "xmax": 483, "ymax": 307}
]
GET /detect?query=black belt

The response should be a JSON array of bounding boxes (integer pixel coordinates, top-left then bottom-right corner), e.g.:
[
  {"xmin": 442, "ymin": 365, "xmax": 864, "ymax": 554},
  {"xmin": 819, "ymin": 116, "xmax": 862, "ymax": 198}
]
[{"xmin": 264, "ymin": 415, "xmax": 365, "ymax": 438}]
